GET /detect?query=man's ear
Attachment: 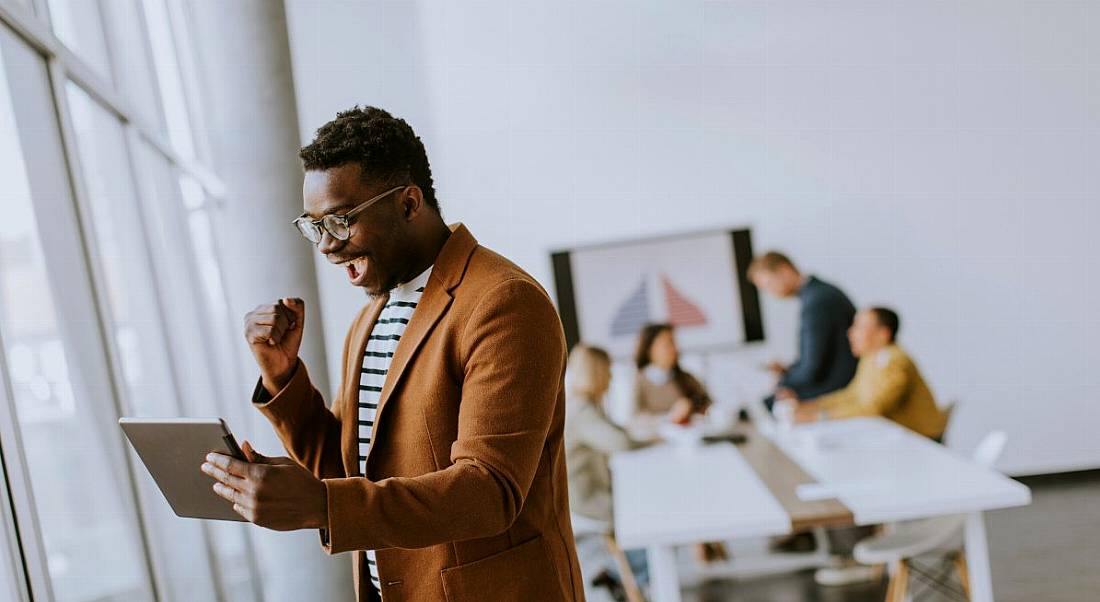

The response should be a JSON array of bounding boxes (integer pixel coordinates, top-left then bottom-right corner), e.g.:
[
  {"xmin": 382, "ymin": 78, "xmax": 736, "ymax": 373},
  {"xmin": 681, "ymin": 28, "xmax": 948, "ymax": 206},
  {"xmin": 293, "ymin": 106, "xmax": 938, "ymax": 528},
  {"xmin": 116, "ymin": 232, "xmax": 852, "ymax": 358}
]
[{"xmin": 401, "ymin": 185, "xmax": 425, "ymax": 221}]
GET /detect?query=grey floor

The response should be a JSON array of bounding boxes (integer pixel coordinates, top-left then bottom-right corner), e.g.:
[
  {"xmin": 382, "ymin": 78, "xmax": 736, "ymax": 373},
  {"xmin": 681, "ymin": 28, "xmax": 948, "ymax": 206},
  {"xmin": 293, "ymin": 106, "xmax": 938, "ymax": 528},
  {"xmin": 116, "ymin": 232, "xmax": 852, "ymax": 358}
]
[
  {"xmin": 986, "ymin": 470, "xmax": 1100, "ymax": 602},
  {"xmin": 598, "ymin": 470, "xmax": 1100, "ymax": 601}
]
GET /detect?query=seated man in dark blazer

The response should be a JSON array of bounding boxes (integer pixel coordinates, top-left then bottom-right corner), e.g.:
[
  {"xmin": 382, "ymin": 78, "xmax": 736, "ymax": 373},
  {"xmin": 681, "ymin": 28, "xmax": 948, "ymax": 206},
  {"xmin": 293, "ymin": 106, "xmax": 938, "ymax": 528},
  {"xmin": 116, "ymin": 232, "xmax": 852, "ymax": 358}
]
[{"xmin": 749, "ymin": 251, "xmax": 857, "ymax": 411}]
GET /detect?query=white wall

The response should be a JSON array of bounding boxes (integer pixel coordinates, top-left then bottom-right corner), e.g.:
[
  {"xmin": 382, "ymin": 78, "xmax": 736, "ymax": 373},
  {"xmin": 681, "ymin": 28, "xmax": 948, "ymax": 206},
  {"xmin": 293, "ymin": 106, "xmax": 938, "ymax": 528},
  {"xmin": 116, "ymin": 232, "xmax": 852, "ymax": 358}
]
[{"xmin": 285, "ymin": 0, "xmax": 1100, "ymax": 476}]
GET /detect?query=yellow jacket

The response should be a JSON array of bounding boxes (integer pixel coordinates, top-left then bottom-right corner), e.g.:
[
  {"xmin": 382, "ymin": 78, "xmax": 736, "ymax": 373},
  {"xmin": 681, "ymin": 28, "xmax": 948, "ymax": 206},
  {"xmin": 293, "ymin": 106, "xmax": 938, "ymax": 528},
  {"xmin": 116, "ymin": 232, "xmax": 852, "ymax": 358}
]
[{"xmin": 815, "ymin": 344, "xmax": 946, "ymax": 439}]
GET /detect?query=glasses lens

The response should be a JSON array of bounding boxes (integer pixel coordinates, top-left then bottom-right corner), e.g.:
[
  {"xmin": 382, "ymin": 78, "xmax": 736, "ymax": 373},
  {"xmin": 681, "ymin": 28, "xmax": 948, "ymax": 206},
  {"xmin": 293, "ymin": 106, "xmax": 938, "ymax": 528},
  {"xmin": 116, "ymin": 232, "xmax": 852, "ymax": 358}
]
[
  {"xmin": 323, "ymin": 215, "xmax": 351, "ymax": 240},
  {"xmin": 294, "ymin": 218, "xmax": 322, "ymax": 243}
]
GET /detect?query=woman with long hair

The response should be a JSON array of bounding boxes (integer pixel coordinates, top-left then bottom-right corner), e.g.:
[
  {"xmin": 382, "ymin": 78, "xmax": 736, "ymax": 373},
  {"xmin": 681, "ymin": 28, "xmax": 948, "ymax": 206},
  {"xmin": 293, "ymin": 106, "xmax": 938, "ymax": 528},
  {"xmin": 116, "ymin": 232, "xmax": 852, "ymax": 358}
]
[
  {"xmin": 633, "ymin": 323, "xmax": 712, "ymax": 425},
  {"xmin": 631, "ymin": 325, "xmax": 728, "ymax": 564}
]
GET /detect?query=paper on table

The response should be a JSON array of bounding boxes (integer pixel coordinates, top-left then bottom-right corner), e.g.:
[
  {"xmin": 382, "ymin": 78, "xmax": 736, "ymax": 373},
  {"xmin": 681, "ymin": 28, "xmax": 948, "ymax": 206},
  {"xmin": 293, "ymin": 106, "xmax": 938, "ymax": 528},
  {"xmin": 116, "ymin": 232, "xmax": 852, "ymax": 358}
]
[
  {"xmin": 796, "ymin": 481, "xmax": 889, "ymax": 501},
  {"xmin": 796, "ymin": 483, "xmax": 837, "ymax": 501}
]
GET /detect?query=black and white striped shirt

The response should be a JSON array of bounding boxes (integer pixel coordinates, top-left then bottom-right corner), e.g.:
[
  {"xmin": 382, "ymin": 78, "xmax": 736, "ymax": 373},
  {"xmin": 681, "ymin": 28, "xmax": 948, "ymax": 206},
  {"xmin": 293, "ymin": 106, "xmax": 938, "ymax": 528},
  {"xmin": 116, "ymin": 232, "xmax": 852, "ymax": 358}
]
[{"xmin": 358, "ymin": 267, "xmax": 431, "ymax": 594}]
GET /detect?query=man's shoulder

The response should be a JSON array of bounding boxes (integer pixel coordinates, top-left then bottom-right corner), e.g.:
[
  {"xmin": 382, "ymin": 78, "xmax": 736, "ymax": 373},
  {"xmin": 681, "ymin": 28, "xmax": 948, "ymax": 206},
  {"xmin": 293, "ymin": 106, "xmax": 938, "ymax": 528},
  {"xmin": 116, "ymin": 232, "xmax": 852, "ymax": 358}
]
[
  {"xmin": 450, "ymin": 243, "xmax": 565, "ymax": 351},
  {"xmin": 875, "ymin": 345, "xmax": 914, "ymax": 371},
  {"xmin": 458, "ymin": 244, "xmax": 551, "ymax": 301},
  {"xmin": 802, "ymin": 277, "xmax": 854, "ymax": 311}
]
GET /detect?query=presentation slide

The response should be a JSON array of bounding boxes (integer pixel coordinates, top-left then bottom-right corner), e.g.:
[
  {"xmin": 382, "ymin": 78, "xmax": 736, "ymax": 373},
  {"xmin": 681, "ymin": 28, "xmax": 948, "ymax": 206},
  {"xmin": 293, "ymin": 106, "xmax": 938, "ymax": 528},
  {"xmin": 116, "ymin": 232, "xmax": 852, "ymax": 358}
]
[{"xmin": 552, "ymin": 229, "xmax": 763, "ymax": 356}]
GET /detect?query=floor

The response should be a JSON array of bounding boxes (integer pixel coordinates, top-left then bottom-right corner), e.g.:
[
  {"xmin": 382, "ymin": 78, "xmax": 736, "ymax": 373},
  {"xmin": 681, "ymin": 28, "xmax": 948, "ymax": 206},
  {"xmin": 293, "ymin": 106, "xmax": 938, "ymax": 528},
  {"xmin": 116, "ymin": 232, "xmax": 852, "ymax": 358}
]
[
  {"xmin": 585, "ymin": 470, "xmax": 1100, "ymax": 601},
  {"xmin": 985, "ymin": 470, "xmax": 1100, "ymax": 602}
]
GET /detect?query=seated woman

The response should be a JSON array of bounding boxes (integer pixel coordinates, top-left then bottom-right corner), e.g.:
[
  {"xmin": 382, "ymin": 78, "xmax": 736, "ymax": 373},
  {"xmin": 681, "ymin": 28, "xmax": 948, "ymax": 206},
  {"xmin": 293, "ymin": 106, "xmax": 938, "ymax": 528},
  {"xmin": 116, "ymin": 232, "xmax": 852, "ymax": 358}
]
[
  {"xmin": 633, "ymin": 323, "xmax": 712, "ymax": 425},
  {"xmin": 563, "ymin": 344, "xmax": 648, "ymax": 593},
  {"xmin": 565, "ymin": 344, "xmax": 645, "ymax": 523},
  {"xmin": 630, "ymin": 324, "xmax": 727, "ymax": 563}
]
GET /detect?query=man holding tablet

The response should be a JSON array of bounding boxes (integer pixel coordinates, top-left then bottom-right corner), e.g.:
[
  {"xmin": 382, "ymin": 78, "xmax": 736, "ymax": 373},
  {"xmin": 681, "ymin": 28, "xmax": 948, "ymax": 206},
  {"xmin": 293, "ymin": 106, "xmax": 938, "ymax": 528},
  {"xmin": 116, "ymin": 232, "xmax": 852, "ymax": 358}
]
[{"xmin": 200, "ymin": 106, "xmax": 583, "ymax": 601}]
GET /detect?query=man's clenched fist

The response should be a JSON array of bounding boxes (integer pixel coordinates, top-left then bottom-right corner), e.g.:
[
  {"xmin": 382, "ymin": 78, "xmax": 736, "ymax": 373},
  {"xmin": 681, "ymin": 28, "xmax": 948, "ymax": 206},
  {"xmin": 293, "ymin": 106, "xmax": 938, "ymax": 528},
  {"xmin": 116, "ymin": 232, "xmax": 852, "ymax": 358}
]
[{"xmin": 244, "ymin": 297, "xmax": 305, "ymax": 394}]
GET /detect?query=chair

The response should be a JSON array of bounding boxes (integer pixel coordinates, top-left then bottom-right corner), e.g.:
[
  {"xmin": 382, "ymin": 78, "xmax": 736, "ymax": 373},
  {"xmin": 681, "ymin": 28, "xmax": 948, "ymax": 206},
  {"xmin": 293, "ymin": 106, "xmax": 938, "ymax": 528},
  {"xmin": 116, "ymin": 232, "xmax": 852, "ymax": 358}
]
[
  {"xmin": 853, "ymin": 431, "xmax": 1007, "ymax": 601},
  {"xmin": 571, "ymin": 513, "xmax": 645, "ymax": 602}
]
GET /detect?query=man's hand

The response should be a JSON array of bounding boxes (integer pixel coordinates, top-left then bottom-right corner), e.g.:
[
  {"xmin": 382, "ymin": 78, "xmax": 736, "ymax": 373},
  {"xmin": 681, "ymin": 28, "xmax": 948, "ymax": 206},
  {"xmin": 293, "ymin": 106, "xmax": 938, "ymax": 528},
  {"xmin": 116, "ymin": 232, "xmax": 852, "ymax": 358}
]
[
  {"xmin": 793, "ymin": 401, "xmax": 822, "ymax": 424},
  {"xmin": 201, "ymin": 441, "xmax": 327, "ymax": 531},
  {"xmin": 775, "ymin": 387, "xmax": 798, "ymax": 401},
  {"xmin": 244, "ymin": 298, "xmax": 306, "ymax": 394},
  {"xmin": 766, "ymin": 360, "xmax": 788, "ymax": 376}
]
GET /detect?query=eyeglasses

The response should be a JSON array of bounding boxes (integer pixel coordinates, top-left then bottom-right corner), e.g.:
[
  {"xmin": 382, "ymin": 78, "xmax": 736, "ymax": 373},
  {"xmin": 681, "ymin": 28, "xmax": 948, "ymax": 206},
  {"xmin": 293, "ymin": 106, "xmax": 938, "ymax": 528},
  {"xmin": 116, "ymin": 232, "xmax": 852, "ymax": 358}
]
[{"xmin": 292, "ymin": 185, "xmax": 406, "ymax": 244}]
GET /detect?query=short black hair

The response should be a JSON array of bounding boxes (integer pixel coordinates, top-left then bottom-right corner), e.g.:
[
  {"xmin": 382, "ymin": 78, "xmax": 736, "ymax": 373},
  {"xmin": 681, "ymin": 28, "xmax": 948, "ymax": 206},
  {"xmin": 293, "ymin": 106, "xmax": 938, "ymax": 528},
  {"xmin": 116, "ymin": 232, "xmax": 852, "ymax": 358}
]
[
  {"xmin": 299, "ymin": 106, "xmax": 439, "ymax": 213},
  {"xmin": 869, "ymin": 307, "xmax": 900, "ymax": 341}
]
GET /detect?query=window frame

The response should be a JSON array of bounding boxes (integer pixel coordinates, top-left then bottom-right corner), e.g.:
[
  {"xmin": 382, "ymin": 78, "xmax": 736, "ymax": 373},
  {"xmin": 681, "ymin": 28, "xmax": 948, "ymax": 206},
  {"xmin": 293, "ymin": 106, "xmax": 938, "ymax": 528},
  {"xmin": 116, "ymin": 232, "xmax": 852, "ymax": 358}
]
[
  {"xmin": 0, "ymin": 25, "xmax": 160, "ymax": 601},
  {"xmin": 0, "ymin": 1, "xmax": 260, "ymax": 600}
]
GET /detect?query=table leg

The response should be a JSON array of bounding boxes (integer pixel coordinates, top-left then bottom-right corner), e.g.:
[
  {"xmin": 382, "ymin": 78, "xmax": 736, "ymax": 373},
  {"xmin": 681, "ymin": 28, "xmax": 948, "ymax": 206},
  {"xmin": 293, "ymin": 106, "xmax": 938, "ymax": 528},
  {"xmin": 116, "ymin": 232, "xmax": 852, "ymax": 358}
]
[
  {"xmin": 647, "ymin": 544, "xmax": 681, "ymax": 602},
  {"xmin": 964, "ymin": 511, "xmax": 994, "ymax": 602}
]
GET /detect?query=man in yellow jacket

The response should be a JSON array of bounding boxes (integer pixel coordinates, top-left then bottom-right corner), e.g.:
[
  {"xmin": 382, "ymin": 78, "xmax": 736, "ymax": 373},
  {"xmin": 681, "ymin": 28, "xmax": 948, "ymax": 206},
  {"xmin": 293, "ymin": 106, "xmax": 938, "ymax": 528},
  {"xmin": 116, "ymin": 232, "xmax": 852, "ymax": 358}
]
[
  {"xmin": 778, "ymin": 306, "xmax": 949, "ymax": 587},
  {"xmin": 785, "ymin": 306, "xmax": 947, "ymax": 440}
]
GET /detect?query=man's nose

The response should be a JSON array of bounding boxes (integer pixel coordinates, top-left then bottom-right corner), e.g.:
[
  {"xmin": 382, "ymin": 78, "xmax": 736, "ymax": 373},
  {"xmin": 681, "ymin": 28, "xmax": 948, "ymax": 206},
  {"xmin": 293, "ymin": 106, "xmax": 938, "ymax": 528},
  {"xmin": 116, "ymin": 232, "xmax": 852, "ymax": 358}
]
[{"xmin": 317, "ymin": 231, "xmax": 343, "ymax": 255}]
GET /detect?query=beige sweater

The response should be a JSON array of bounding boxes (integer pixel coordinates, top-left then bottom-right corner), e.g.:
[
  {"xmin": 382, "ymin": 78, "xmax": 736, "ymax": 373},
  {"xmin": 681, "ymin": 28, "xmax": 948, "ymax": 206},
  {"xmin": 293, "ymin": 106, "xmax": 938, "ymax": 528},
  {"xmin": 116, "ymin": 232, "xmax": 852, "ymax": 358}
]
[
  {"xmin": 633, "ymin": 369, "xmax": 710, "ymax": 415},
  {"xmin": 564, "ymin": 396, "xmax": 643, "ymax": 522}
]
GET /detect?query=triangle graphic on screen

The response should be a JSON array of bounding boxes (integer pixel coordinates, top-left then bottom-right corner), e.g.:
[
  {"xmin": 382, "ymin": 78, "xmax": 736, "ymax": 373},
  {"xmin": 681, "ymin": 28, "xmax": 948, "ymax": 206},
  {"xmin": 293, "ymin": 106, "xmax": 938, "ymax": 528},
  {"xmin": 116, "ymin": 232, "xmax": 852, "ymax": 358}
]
[
  {"xmin": 609, "ymin": 277, "xmax": 651, "ymax": 338},
  {"xmin": 661, "ymin": 274, "xmax": 707, "ymax": 327}
]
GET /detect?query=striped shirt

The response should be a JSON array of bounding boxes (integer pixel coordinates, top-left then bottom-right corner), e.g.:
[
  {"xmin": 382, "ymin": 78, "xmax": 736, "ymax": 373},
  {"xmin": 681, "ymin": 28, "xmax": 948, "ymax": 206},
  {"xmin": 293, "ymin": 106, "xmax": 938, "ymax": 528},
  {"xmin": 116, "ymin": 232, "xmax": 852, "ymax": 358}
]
[{"xmin": 358, "ymin": 266, "xmax": 431, "ymax": 595}]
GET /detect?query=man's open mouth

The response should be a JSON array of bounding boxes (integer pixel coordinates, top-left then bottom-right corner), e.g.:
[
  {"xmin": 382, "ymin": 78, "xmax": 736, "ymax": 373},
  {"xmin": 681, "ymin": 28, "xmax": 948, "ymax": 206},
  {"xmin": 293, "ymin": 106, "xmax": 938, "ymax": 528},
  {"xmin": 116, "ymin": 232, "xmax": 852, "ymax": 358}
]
[{"xmin": 335, "ymin": 256, "xmax": 369, "ymax": 281}]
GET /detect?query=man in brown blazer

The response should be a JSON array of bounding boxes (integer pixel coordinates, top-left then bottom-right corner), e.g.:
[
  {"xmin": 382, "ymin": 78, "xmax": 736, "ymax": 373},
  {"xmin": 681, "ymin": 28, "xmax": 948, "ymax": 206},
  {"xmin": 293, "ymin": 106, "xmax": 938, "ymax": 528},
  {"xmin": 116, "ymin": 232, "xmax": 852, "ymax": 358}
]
[{"xmin": 201, "ymin": 106, "xmax": 584, "ymax": 601}]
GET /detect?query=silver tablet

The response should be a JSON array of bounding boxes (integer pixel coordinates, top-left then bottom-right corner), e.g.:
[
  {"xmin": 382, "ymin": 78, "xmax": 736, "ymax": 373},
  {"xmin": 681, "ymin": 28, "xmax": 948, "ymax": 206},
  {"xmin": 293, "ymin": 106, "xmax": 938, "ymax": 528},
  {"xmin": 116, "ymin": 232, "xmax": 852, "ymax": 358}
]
[{"xmin": 119, "ymin": 417, "xmax": 247, "ymax": 522}]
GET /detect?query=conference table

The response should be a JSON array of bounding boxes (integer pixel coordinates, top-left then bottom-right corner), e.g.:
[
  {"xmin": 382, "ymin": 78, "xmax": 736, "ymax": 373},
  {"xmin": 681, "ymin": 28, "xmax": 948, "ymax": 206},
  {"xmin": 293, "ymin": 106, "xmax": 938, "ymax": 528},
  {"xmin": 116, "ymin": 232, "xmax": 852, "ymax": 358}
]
[{"xmin": 611, "ymin": 417, "xmax": 1032, "ymax": 602}]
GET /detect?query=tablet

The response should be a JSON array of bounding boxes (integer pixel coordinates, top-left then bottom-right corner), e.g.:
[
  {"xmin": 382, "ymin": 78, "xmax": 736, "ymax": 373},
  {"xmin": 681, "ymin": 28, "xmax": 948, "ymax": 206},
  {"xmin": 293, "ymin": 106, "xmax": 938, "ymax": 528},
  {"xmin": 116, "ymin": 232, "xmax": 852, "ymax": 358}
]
[{"xmin": 119, "ymin": 417, "xmax": 247, "ymax": 522}]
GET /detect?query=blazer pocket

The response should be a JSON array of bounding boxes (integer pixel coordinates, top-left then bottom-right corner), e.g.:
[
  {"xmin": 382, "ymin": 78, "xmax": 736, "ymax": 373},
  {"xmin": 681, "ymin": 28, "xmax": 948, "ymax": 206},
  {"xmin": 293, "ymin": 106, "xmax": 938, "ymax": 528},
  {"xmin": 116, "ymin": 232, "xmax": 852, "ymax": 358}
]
[{"xmin": 440, "ymin": 535, "xmax": 564, "ymax": 602}]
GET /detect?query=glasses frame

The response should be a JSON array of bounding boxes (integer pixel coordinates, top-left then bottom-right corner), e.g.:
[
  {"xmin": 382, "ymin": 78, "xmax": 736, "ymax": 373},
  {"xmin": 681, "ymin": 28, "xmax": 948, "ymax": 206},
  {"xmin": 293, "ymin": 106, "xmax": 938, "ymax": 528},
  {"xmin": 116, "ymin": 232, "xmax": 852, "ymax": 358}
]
[{"xmin": 292, "ymin": 185, "xmax": 407, "ymax": 244}]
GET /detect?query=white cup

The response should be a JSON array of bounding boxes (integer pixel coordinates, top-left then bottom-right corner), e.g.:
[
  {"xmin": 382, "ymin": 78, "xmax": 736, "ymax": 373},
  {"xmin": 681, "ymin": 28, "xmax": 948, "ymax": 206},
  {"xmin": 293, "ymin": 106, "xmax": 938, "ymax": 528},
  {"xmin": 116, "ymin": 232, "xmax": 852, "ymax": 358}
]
[{"xmin": 773, "ymin": 400, "xmax": 795, "ymax": 433}]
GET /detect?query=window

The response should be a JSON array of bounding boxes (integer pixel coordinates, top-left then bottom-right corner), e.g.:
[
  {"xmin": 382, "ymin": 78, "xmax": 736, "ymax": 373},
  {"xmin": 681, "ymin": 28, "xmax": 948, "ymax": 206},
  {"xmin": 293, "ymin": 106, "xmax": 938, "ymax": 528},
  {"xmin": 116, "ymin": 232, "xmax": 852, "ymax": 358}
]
[
  {"xmin": 131, "ymin": 140, "xmax": 261, "ymax": 601},
  {"xmin": 98, "ymin": 0, "xmax": 163, "ymax": 130},
  {"xmin": 66, "ymin": 83, "xmax": 180, "ymax": 417},
  {"xmin": 0, "ymin": 385, "xmax": 28, "ymax": 602},
  {"xmin": 0, "ymin": 0, "xmax": 262, "ymax": 598},
  {"xmin": 0, "ymin": 33, "xmax": 153, "ymax": 602},
  {"xmin": 66, "ymin": 83, "xmax": 224, "ymax": 602},
  {"xmin": 0, "ymin": 511, "xmax": 22, "ymax": 602},
  {"xmin": 45, "ymin": 0, "xmax": 114, "ymax": 82},
  {"xmin": 140, "ymin": 0, "xmax": 196, "ymax": 158},
  {"xmin": 181, "ymin": 176, "xmax": 235, "ymax": 344}
]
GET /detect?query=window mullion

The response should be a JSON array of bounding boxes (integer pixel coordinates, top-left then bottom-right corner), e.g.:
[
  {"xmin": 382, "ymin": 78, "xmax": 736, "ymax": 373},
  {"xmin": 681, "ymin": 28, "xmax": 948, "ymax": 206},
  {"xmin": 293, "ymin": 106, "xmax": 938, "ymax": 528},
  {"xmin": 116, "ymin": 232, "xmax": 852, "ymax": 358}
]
[
  {"xmin": 0, "ymin": 342, "xmax": 48, "ymax": 602},
  {"xmin": 45, "ymin": 54, "xmax": 163, "ymax": 602},
  {"xmin": 0, "ymin": 5, "xmax": 228, "ymax": 198},
  {"xmin": 124, "ymin": 125, "xmax": 240, "ymax": 602}
]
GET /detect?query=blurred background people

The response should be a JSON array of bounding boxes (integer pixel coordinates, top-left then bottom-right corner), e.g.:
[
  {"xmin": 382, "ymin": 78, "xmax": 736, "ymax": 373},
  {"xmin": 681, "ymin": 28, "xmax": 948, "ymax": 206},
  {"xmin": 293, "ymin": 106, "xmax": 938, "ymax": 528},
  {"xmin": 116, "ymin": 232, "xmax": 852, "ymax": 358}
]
[
  {"xmin": 785, "ymin": 307, "xmax": 948, "ymax": 441},
  {"xmin": 631, "ymin": 325, "xmax": 728, "ymax": 565},
  {"xmin": 777, "ymin": 306, "xmax": 948, "ymax": 587},
  {"xmin": 633, "ymin": 323, "xmax": 712, "ymax": 425},
  {"xmin": 566, "ymin": 345, "xmax": 646, "ymax": 524},
  {"xmin": 564, "ymin": 344, "xmax": 649, "ymax": 599},
  {"xmin": 749, "ymin": 252, "xmax": 857, "ymax": 411}
]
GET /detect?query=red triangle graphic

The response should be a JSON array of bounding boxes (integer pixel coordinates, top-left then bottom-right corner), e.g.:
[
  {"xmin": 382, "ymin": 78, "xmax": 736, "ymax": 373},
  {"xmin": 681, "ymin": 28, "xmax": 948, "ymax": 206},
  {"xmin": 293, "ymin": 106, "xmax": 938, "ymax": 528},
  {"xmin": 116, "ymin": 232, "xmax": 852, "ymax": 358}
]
[{"xmin": 660, "ymin": 275, "xmax": 707, "ymax": 327}]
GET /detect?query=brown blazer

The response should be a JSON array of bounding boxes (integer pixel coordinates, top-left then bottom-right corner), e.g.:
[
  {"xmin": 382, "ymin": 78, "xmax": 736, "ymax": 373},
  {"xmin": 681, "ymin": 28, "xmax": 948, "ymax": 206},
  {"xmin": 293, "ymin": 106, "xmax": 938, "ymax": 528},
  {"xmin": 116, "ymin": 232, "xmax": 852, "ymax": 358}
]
[{"xmin": 253, "ymin": 224, "xmax": 584, "ymax": 601}]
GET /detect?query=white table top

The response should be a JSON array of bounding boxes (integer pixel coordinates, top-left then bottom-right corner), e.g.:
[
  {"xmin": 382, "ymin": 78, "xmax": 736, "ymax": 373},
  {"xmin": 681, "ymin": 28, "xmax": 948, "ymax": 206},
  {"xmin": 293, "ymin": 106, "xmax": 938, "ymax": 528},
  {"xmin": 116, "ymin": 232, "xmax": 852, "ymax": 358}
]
[
  {"xmin": 610, "ymin": 442, "xmax": 791, "ymax": 549},
  {"xmin": 772, "ymin": 417, "xmax": 1032, "ymax": 525},
  {"xmin": 610, "ymin": 417, "xmax": 1031, "ymax": 548}
]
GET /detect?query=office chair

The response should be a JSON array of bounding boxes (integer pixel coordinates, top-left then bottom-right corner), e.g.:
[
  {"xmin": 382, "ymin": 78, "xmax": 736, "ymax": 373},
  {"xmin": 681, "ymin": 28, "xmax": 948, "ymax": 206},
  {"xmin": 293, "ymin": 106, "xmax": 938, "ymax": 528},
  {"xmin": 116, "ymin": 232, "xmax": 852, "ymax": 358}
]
[
  {"xmin": 853, "ymin": 431, "xmax": 1007, "ymax": 602},
  {"xmin": 572, "ymin": 513, "xmax": 645, "ymax": 602}
]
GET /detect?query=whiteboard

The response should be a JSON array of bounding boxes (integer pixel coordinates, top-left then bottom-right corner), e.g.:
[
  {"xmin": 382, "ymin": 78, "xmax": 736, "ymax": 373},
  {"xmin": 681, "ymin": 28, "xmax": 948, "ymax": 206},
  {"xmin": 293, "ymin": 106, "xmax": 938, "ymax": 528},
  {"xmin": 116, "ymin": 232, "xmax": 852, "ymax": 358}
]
[{"xmin": 552, "ymin": 229, "xmax": 763, "ymax": 357}]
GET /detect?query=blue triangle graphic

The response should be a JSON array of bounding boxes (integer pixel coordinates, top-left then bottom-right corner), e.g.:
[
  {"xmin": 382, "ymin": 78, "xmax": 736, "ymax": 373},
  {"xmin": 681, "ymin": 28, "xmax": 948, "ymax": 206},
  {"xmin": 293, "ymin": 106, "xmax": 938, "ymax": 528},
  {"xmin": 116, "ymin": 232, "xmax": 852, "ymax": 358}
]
[{"xmin": 610, "ymin": 277, "xmax": 651, "ymax": 338}]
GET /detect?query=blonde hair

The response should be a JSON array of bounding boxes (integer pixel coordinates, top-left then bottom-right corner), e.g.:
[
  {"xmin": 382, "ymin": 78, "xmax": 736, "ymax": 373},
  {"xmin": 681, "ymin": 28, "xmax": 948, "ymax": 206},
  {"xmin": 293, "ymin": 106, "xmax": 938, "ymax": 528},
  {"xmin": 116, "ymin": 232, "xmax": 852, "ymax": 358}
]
[{"xmin": 566, "ymin": 344, "xmax": 612, "ymax": 401}]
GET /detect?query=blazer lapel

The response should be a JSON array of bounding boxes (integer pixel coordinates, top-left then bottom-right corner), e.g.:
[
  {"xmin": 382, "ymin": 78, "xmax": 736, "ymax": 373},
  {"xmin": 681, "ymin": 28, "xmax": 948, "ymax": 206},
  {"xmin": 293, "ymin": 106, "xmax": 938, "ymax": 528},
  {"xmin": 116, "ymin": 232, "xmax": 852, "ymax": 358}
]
[
  {"xmin": 341, "ymin": 295, "xmax": 388, "ymax": 477},
  {"xmin": 365, "ymin": 224, "xmax": 479, "ymax": 472},
  {"xmin": 368, "ymin": 284, "xmax": 452, "ymax": 460}
]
